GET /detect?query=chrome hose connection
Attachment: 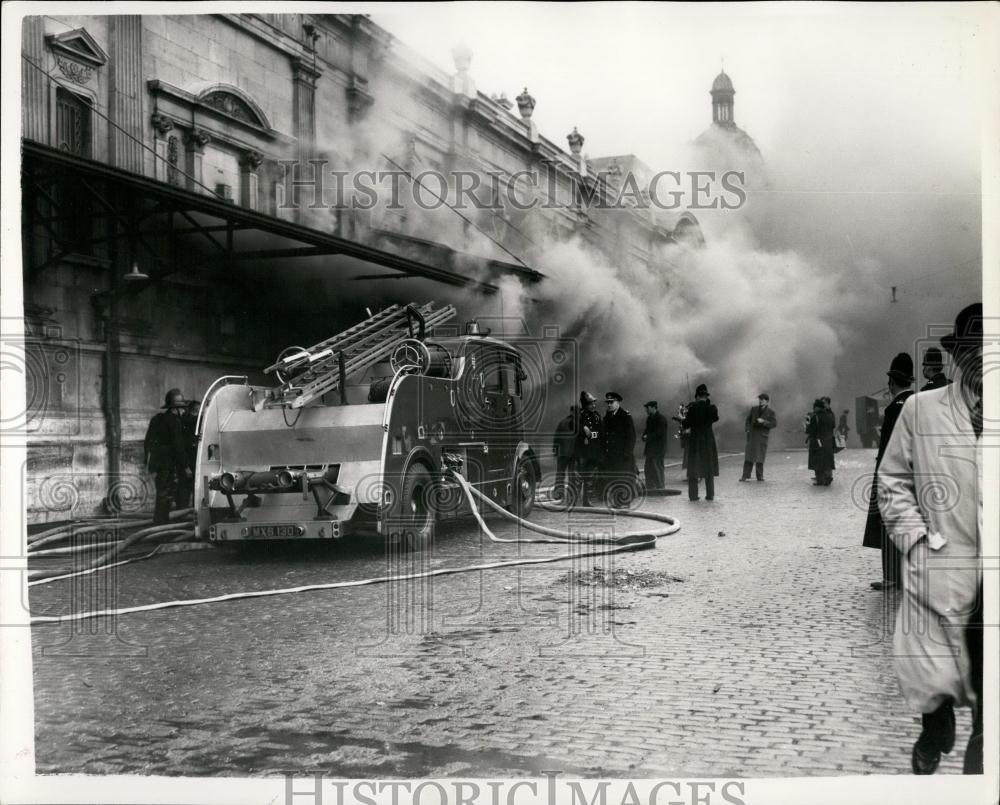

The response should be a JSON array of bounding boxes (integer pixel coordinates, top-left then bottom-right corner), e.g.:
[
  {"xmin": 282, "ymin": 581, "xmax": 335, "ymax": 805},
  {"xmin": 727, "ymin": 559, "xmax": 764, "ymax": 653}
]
[{"xmin": 208, "ymin": 469, "xmax": 295, "ymax": 494}]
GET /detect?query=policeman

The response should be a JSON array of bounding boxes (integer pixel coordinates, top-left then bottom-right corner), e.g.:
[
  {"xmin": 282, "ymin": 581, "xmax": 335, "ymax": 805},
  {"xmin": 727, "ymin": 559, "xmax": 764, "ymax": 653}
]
[
  {"xmin": 144, "ymin": 388, "xmax": 192, "ymax": 524},
  {"xmin": 919, "ymin": 346, "xmax": 951, "ymax": 391},
  {"xmin": 602, "ymin": 391, "xmax": 637, "ymax": 506}
]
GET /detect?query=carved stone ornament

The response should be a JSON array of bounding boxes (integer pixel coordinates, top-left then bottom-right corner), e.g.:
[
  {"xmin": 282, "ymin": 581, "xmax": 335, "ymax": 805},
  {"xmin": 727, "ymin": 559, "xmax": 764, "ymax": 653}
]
[
  {"xmin": 57, "ymin": 57, "xmax": 92, "ymax": 85},
  {"xmin": 567, "ymin": 127, "xmax": 584, "ymax": 155},
  {"xmin": 151, "ymin": 113, "xmax": 174, "ymax": 135},
  {"xmin": 515, "ymin": 87, "xmax": 535, "ymax": 119},
  {"xmin": 166, "ymin": 136, "xmax": 179, "ymax": 185},
  {"xmin": 185, "ymin": 128, "xmax": 212, "ymax": 150},
  {"xmin": 240, "ymin": 150, "xmax": 264, "ymax": 170},
  {"xmin": 201, "ymin": 91, "xmax": 257, "ymax": 125}
]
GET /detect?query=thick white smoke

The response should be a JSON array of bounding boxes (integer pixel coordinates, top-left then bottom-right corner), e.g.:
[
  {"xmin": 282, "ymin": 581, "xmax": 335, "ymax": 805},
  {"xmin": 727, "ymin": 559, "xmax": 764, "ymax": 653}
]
[{"xmin": 495, "ymin": 215, "xmax": 888, "ymax": 448}]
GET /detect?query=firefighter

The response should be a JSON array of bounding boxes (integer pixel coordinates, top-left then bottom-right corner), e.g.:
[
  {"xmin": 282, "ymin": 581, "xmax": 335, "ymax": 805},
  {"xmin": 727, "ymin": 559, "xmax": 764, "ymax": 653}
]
[
  {"xmin": 574, "ymin": 391, "xmax": 603, "ymax": 506},
  {"xmin": 180, "ymin": 399, "xmax": 201, "ymax": 508},
  {"xmin": 602, "ymin": 391, "xmax": 637, "ymax": 506},
  {"xmin": 144, "ymin": 388, "xmax": 192, "ymax": 524}
]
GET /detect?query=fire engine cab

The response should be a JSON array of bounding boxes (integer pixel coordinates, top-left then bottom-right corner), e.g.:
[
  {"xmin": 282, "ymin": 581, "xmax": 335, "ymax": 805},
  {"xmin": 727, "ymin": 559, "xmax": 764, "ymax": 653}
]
[{"xmin": 194, "ymin": 303, "xmax": 541, "ymax": 551}]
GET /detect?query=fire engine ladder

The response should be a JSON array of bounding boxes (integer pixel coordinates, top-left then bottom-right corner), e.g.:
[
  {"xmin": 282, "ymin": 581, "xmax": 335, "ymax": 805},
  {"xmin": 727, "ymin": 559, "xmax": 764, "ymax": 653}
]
[{"xmin": 264, "ymin": 302, "xmax": 457, "ymax": 409}]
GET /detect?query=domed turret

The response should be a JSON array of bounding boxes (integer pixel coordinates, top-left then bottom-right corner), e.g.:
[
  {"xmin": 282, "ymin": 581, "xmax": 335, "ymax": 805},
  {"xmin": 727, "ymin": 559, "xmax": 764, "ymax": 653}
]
[
  {"xmin": 694, "ymin": 68, "xmax": 765, "ymax": 186},
  {"xmin": 710, "ymin": 69, "xmax": 735, "ymax": 125},
  {"xmin": 711, "ymin": 71, "xmax": 734, "ymax": 93}
]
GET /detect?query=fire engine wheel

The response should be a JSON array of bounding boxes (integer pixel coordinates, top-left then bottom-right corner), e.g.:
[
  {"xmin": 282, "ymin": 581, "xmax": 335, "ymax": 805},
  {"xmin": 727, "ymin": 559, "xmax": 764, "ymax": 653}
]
[
  {"xmin": 509, "ymin": 458, "xmax": 536, "ymax": 519},
  {"xmin": 400, "ymin": 463, "xmax": 435, "ymax": 552}
]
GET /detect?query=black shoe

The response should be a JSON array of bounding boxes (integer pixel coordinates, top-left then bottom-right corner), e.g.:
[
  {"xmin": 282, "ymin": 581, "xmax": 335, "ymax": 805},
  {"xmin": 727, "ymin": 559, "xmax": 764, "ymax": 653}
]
[
  {"xmin": 738, "ymin": 477, "xmax": 749, "ymax": 482},
  {"xmin": 912, "ymin": 741, "xmax": 941, "ymax": 775},
  {"xmin": 689, "ymin": 497, "xmax": 699, "ymax": 501},
  {"xmin": 756, "ymin": 478, "xmax": 764, "ymax": 482},
  {"xmin": 870, "ymin": 580, "xmax": 897, "ymax": 591},
  {"xmin": 912, "ymin": 701, "xmax": 956, "ymax": 774},
  {"xmin": 705, "ymin": 496, "xmax": 714, "ymax": 501}
]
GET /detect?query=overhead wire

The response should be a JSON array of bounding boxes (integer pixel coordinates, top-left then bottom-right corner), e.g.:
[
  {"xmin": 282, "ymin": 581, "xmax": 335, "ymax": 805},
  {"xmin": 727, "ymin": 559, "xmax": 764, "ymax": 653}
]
[
  {"xmin": 21, "ymin": 54, "xmax": 219, "ymax": 197},
  {"xmin": 379, "ymin": 151, "xmax": 533, "ymax": 270}
]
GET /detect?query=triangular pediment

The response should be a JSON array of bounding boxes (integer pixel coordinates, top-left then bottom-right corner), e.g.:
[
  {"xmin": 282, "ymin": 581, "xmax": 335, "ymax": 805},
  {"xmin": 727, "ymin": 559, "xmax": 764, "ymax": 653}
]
[{"xmin": 45, "ymin": 28, "xmax": 108, "ymax": 68}]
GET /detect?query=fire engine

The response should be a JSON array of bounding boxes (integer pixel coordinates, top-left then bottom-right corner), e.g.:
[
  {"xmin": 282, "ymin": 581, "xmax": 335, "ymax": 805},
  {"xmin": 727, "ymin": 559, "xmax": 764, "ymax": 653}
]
[{"xmin": 194, "ymin": 303, "xmax": 543, "ymax": 551}]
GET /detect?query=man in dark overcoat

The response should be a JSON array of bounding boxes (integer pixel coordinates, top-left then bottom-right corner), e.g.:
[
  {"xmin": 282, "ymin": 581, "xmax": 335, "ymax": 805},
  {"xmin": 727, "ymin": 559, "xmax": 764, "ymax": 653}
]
[
  {"xmin": 862, "ymin": 352, "xmax": 914, "ymax": 590},
  {"xmin": 682, "ymin": 384, "xmax": 719, "ymax": 501},
  {"xmin": 806, "ymin": 398, "xmax": 836, "ymax": 485},
  {"xmin": 740, "ymin": 392, "xmax": 777, "ymax": 482},
  {"xmin": 144, "ymin": 388, "xmax": 192, "ymax": 524},
  {"xmin": 179, "ymin": 399, "xmax": 201, "ymax": 508},
  {"xmin": 919, "ymin": 346, "xmax": 951, "ymax": 392},
  {"xmin": 641, "ymin": 401, "xmax": 668, "ymax": 490},
  {"xmin": 837, "ymin": 409, "xmax": 851, "ymax": 440},
  {"xmin": 573, "ymin": 392, "xmax": 603, "ymax": 506},
  {"xmin": 552, "ymin": 405, "xmax": 577, "ymax": 500},
  {"xmin": 601, "ymin": 391, "xmax": 637, "ymax": 506}
]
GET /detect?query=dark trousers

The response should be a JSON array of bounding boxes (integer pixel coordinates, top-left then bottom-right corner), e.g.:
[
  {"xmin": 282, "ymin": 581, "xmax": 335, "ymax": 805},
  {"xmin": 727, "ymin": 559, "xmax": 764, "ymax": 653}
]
[
  {"xmin": 964, "ymin": 582, "xmax": 984, "ymax": 774},
  {"xmin": 602, "ymin": 457, "xmax": 637, "ymax": 507},
  {"xmin": 574, "ymin": 457, "xmax": 600, "ymax": 505},
  {"xmin": 645, "ymin": 452, "xmax": 665, "ymax": 490},
  {"xmin": 881, "ymin": 535, "xmax": 901, "ymax": 585},
  {"xmin": 554, "ymin": 456, "xmax": 573, "ymax": 498},
  {"xmin": 918, "ymin": 699, "xmax": 955, "ymax": 754},
  {"xmin": 153, "ymin": 468, "xmax": 181, "ymax": 525},
  {"xmin": 688, "ymin": 474, "xmax": 714, "ymax": 501},
  {"xmin": 742, "ymin": 461, "xmax": 764, "ymax": 480}
]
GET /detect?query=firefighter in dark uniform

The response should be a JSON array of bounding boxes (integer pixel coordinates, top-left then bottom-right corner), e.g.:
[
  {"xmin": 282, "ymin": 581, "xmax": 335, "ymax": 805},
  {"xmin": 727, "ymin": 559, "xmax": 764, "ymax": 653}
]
[
  {"xmin": 602, "ymin": 391, "xmax": 637, "ymax": 506},
  {"xmin": 179, "ymin": 399, "xmax": 201, "ymax": 508},
  {"xmin": 574, "ymin": 391, "xmax": 603, "ymax": 506},
  {"xmin": 144, "ymin": 388, "xmax": 192, "ymax": 524}
]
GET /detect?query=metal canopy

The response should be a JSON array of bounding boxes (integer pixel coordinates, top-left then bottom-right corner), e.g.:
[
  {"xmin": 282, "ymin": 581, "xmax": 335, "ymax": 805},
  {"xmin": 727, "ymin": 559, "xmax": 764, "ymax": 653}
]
[{"xmin": 21, "ymin": 140, "xmax": 545, "ymax": 295}]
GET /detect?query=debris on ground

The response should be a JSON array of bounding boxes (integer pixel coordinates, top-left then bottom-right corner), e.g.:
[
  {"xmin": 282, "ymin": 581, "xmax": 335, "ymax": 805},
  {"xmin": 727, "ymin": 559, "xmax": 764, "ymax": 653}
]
[{"xmin": 556, "ymin": 566, "xmax": 686, "ymax": 590}]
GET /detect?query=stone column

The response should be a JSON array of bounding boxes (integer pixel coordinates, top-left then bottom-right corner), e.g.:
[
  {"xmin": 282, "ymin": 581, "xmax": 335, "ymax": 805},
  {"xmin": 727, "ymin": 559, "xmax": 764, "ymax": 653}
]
[
  {"xmin": 108, "ymin": 16, "xmax": 143, "ymax": 173},
  {"xmin": 291, "ymin": 57, "xmax": 321, "ymax": 158},
  {"xmin": 184, "ymin": 128, "xmax": 211, "ymax": 193},
  {"xmin": 21, "ymin": 15, "xmax": 47, "ymax": 142},
  {"xmin": 239, "ymin": 150, "xmax": 263, "ymax": 211}
]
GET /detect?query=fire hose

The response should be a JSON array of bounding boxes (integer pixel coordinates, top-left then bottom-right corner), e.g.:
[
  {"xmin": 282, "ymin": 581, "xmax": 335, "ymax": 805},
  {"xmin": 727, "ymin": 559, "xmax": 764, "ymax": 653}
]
[
  {"xmin": 28, "ymin": 512, "xmax": 195, "ymax": 585},
  {"xmin": 28, "ymin": 474, "xmax": 681, "ymax": 626}
]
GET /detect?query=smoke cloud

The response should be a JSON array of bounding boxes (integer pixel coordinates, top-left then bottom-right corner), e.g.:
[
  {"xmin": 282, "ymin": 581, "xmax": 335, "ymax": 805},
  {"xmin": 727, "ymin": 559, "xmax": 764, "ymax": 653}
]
[
  {"xmin": 260, "ymin": 7, "xmax": 984, "ymax": 454},
  {"xmin": 367, "ymin": 5, "xmax": 985, "ymax": 447}
]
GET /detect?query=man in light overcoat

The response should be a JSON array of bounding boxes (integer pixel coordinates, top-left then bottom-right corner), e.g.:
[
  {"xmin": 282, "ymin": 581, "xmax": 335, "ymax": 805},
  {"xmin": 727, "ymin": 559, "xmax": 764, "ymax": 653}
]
[{"xmin": 878, "ymin": 303, "xmax": 983, "ymax": 775}]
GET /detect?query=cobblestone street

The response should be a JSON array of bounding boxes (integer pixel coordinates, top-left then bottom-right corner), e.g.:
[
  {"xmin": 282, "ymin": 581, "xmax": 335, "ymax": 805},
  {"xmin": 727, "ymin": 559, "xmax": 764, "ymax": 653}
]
[{"xmin": 27, "ymin": 449, "xmax": 973, "ymax": 778}]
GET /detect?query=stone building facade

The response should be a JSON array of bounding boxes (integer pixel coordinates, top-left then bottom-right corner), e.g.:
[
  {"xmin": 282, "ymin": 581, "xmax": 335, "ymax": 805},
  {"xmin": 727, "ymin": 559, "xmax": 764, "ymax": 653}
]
[{"xmin": 19, "ymin": 13, "xmax": 700, "ymax": 521}]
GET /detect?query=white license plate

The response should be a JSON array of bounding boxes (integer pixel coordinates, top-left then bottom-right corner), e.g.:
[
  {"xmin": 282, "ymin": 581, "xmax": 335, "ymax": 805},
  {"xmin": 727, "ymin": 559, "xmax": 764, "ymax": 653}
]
[{"xmin": 249, "ymin": 524, "xmax": 300, "ymax": 538}]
